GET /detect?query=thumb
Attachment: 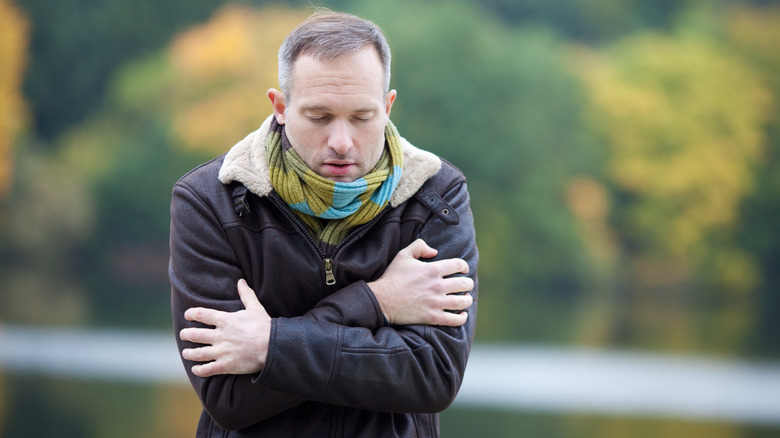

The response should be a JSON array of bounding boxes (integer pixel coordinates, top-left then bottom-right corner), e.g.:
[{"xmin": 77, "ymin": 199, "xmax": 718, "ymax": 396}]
[
  {"xmin": 406, "ymin": 239, "xmax": 438, "ymax": 260},
  {"xmin": 237, "ymin": 279, "xmax": 263, "ymax": 311}
]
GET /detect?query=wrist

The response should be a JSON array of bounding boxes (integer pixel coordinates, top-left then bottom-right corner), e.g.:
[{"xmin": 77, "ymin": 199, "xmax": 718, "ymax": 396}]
[{"xmin": 367, "ymin": 279, "xmax": 394, "ymax": 324}]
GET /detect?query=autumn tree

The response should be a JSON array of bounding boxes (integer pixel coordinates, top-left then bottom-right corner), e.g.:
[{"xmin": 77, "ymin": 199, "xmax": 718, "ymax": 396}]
[
  {"xmin": 112, "ymin": 5, "xmax": 309, "ymax": 155},
  {"xmin": 0, "ymin": 5, "xmax": 310, "ymax": 327},
  {"xmin": 0, "ymin": 0, "xmax": 28, "ymax": 199},
  {"xmin": 725, "ymin": 4, "xmax": 780, "ymax": 357},
  {"xmin": 573, "ymin": 29, "xmax": 771, "ymax": 353},
  {"xmin": 349, "ymin": 0, "xmax": 597, "ymax": 342}
]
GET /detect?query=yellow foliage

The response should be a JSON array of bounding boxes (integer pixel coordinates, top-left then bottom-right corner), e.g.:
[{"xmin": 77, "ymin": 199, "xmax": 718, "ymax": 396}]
[
  {"xmin": 172, "ymin": 83, "xmax": 269, "ymax": 153},
  {"xmin": 565, "ymin": 176, "xmax": 617, "ymax": 271},
  {"xmin": 567, "ymin": 177, "xmax": 609, "ymax": 222},
  {"xmin": 565, "ymin": 414, "xmax": 743, "ymax": 438},
  {"xmin": 710, "ymin": 249, "xmax": 759, "ymax": 297},
  {"xmin": 0, "ymin": 372, "xmax": 4, "ymax": 432},
  {"xmin": 727, "ymin": 5, "xmax": 780, "ymax": 76},
  {"xmin": 0, "ymin": 0, "xmax": 28, "ymax": 198},
  {"xmin": 150, "ymin": 385, "xmax": 202, "ymax": 438},
  {"xmin": 168, "ymin": 5, "xmax": 309, "ymax": 153},
  {"xmin": 171, "ymin": 8, "xmax": 257, "ymax": 82},
  {"xmin": 576, "ymin": 34, "xmax": 771, "ymax": 264}
]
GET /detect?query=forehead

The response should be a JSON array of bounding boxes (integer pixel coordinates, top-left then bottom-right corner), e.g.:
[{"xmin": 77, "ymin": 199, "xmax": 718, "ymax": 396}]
[{"xmin": 289, "ymin": 48, "xmax": 386, "ymax": 109}]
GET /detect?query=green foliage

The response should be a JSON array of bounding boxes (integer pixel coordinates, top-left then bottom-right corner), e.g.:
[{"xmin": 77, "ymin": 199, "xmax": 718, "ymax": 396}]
[
  {"xmin": 2, "ymin": 0, "xmax": 779, "ymax": 356},
  {"xmin": 441, "ymin": 407, "xmax": 780, "ymax": 438},
  {"xmin": 16, "ymin": 0, "xmax": 224, "ymax": 139},
  {"xmin": 571, "ymin": 5, "xmax": 777, "ymax": 353},
  {"xmin": 1, "ymin": 375, "xmax": 200, "ymax": 438},
  {"xmin": 0, "ymin": 0, "xmax": 29, "ymax": 198},
  {"xmin": 2, "ymin": 1, "xmax": 780, "ymax": 435},
  {"xmin": 723, "ymin": 4, "xmax": 780, "ymax": 357},
  {"xmin": 348, "ymin": 0, "xmax": 596, "ymax": 341},
  {"xmin": 0, "ymin": 143, "xmax": 95, "ymax": 326},
  {"xmin": 476, "ymin": 0, "xmax": 690, "ymax": 42}
]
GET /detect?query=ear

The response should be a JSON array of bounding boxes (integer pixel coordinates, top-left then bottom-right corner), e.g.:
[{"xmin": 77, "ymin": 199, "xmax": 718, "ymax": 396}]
[
  {"xmin": 385, "ymin": 90, "xmax": 397, "ymax": 118},
  {"xmin": 267, "ymin": 88, "xmax": 287, "ymax": 124}
]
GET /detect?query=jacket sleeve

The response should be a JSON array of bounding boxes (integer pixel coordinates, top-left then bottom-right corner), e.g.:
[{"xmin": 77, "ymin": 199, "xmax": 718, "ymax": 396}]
[
  {"xmin": 254, "ymin": 173, "xmax": 479, "ymax": 414},
  {"xmin": 170, "ymin": 181, "xmax": 389, "ymax": 430},
  {"xmin": 170, "ymin": 182, "xmax": 307, "ymax": 430}
]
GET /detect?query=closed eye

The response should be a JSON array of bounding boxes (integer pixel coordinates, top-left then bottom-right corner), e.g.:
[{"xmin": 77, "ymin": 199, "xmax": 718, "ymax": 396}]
[
  {"xmin": 352, "ymin": 112, "xmax": 375, "ymax": 124},
  {"xmin": 306, "ymin": 114, "xmax": 331, "ymax": 123}
]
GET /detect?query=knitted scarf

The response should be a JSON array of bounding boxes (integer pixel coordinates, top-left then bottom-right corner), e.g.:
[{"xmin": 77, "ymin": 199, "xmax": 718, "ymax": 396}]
[{"xmin": 266, "ymin": 117, "xmax": 404, "ymax": 246}]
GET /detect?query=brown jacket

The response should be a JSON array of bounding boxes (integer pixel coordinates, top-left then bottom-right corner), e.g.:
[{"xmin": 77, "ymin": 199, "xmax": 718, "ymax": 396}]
[{"xmin": 169, "ymin": 117, "xmax": 479, "ymax": 437}]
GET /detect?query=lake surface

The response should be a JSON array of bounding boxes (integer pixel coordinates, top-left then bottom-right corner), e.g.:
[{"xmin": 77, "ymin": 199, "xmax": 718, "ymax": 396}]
[{"xmin": 2, "ymin": 325, "xmax": 779, "ymax": 437}]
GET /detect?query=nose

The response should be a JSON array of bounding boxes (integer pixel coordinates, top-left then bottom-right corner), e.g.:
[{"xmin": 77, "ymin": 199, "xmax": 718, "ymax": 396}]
[{"xmin": 327, "ymin": 120, "xmax": 353, "ymax": 155}]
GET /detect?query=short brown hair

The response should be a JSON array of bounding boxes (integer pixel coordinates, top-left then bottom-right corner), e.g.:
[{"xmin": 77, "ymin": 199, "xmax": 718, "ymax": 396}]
[{"xmin": 278, "ymin": 10, "xmax": 392, "ymax": 99}]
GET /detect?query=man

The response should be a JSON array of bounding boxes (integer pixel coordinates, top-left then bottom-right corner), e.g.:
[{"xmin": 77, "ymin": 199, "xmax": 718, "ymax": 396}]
[{"xmin": 169, "ymin": 10, "xmax": 478, "ymax": 437}]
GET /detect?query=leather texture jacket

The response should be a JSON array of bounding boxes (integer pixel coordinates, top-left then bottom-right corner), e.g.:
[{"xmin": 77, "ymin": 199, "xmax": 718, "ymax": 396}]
[{"xmin": 170, "ymin": 117, "xmax": 479, "ymax": 437}]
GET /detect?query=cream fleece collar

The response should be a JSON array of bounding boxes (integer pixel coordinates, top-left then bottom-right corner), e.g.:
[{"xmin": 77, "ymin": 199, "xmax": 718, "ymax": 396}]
[{"xmin": 218, "ymin": 115, "xmax": 441, "ymax": 207}]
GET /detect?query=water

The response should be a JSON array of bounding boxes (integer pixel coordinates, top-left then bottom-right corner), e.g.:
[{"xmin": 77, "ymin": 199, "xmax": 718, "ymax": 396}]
[{"xmin": 2, "ymin": 325, "xmax": 780, "ymax": 437}]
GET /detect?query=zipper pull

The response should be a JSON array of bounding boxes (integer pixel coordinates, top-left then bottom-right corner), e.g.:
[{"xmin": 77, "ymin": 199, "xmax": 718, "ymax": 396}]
[{"xmin": 323, "ymin": 258, "xmax": 336, "ymax": 286}]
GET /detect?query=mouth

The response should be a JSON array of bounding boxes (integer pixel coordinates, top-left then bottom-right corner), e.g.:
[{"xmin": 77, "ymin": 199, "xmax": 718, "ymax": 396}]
[{"xmin": 323, "ymin": 161, "xmax": 355, "ymax": 177}]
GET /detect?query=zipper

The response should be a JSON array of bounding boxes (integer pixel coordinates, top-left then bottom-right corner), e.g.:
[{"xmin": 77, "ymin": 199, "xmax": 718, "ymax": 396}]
[
  {"xmin": 268, "ymin": 192, "xmax": 388, "ymax": 287},
  {"xmin": 268, "ymin": 194, "xmax": 332, "ymax": 284},
  {"xmin": 323, "ymin": 258, "xmax": 336, "ymax": 285}
]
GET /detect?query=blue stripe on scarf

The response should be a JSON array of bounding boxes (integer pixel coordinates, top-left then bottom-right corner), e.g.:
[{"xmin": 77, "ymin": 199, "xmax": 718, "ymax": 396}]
[
  {"xmin": 333, "ymin": 179, "xmax": 368, "ymax": 208},
  {"xmin": 289, "ymin": 201, "xmax": 317, "ymax": 217},
  {"xmin": 369, "ymin": 165, "xmax": 403, "ymax": 205}
]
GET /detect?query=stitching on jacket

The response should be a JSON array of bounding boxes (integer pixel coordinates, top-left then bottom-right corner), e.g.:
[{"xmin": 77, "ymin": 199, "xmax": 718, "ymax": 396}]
[{"xmin": 339, "ymin": 343, "xmax": 432, "ymax": 355}]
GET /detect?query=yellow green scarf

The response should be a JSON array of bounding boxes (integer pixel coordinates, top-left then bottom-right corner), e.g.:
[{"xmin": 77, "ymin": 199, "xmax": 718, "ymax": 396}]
[{"xmin": 266, "ymin": 117, "xmax": 404, "ymax": 246}]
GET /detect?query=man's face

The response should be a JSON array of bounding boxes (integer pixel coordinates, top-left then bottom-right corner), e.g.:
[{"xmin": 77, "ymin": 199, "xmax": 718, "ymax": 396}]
[{"xmin": 269, "ymin": 47, "xmax": 396, "ymax": 182}]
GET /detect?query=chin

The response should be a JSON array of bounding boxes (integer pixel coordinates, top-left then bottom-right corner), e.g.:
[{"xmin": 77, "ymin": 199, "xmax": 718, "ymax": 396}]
[{"xmin": 327, "ymin": 176, "xmax": 357, "ymax": 183}]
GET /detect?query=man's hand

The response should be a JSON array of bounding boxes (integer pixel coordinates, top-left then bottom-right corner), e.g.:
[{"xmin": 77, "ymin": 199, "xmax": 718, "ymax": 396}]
[
  {"xmin": 179, "ymin": 279, "xmax": 271, "ymax": 378},
  {"xmin": 368, "ymin": 239, "xmax": 474, "ymax": 327}
]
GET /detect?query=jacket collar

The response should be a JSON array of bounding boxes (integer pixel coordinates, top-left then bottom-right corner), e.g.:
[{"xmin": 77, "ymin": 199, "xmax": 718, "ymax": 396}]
[{"xmin": 218, "ymin": 115, "xmax": 441, "ymax": 207}]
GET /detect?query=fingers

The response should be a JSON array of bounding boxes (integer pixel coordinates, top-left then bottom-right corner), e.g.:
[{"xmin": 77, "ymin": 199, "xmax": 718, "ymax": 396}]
[
  {"xmin": 181, "ymin": 344, "xmax": 218, "ymax": 363},
  {"xmin": 403, "ymin": 240, "xmax": 469, "ymax": 277},
  {"xmin": 431, "ymin": 291, "xmax": 473, "ymax": 327},
  {"xmin": 183, "ymin": 279, "xmax": 262, "ymax": 325},
  {"xmin": 441, "ymin": 291, "xmax": 474, "ymax": 311},
  {"xmin": 405, "ymin": 239, "xmax": 438, "ymax": 260},
  {"xmin": 184, "ymin": 307, "xmax": 223, "ymax": 327},
  {"xmin": 435, "ymin": 258, "xmax": 470, "ymax": 277},
  {"xmin": 182, "ymin": 345, "xmax": 236, "ymax": 378},
  {"xmin": 179, "ymin": 280, "xmax": 271, "ymax": 377},
  {"xmin": 434, "ymin": 289, "xmax": 474, "ymax": 328},
  {"xmin": 443, "ymin": 275, "xmax": 474, "ymax": 294},
  {"xmin": 432, "ymin": 309, "xmax": 469, "ymax": 327},
  {"xmin": 237, "ymin": 278, "xmax": 263, "ymax": 312},
  {"xmin": 180, "ymin": 326, "xmax": 217, "ymax": 346},
  {"xmin": 191, "ymin": 360, "xmax": 226, "ymax": 378}
]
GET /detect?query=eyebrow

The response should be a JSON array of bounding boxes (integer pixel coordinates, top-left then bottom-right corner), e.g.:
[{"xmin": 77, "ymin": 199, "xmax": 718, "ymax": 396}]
[{"xmin": 301, "ymin": 105, "xmax": 377, "ymax": 114}]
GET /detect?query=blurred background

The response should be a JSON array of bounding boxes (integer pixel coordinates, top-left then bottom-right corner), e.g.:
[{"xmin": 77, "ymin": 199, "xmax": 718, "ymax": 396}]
[{"xmin": 1, "ymin": 0, "xmax": 779, "ymax": 436}]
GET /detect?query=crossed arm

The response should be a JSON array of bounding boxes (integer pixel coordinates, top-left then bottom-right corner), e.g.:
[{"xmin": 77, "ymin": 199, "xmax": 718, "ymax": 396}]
[
  {"xmin": 170, "ymin": 175, "xmax": 478, "ymax": 429},
  {"xmin": 179, "ymin": 238, "xmax": 474, "ymax": 378}
]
